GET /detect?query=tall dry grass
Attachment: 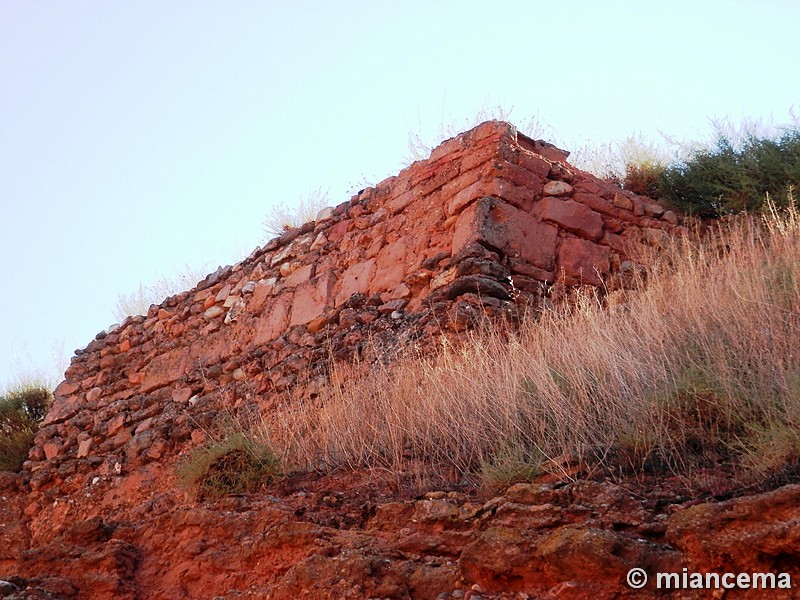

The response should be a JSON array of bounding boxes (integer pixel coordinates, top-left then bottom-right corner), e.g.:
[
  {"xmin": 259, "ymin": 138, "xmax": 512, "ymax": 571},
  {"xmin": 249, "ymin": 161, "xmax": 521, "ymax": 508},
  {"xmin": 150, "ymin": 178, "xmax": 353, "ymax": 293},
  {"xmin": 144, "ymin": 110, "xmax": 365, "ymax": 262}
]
[{"xmin": 264, "ymin": 194, "xmax": 800, "ymax": 486}]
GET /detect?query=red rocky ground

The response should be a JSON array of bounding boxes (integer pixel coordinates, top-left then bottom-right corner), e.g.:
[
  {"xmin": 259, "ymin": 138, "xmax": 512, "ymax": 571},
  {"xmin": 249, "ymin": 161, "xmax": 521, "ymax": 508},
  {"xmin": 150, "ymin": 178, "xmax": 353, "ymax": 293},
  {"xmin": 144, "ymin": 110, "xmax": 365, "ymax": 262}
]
[{"xmin": 2, "ymin": 465, "xmax": 799, "ymax": 599}]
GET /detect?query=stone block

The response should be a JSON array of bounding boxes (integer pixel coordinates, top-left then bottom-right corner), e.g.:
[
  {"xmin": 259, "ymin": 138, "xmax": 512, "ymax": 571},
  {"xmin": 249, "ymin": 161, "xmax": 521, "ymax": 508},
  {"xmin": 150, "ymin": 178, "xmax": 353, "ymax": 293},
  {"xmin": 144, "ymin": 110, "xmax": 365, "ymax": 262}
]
[
  {"xmin": 249, "ymin": 278, "xmax": 279, "ymax": 314},
  {"xmin": 460, "ymin": 140, "xmax": 501, "ymax": 172},
  {"xmin": 107, "ymin": 414, "xmax": 127, "ymax": 436},
  {"xmin": 315, "ymin": 206, "xmax": 334, "ymax": 222},
  {"xmin": 429, "ymin": 134, "xmax": 466, "ymax": 163},
  {"xmin": 326, "ymin": 219, "xmax": 350, "ymax": 242},
  {"xmin": 85, "ymin": 387, "xmax": 103, "ymax": 403},
  {"xmin": 43, "ymin": 442, "xmax": 61, "ymax": 460},
  {"xmin": 557, "ymin": 238, "xmax": 611, "ymax": 286},
  {"xmin": 662, "ymin": 210, "xmax": 678, "ymax": 225},
  {"xmin": 385, "ymin": 189, "xmax": 419, "ymax": 215},
  {"xmin": 497, "ymin": 161, "xmax": 545, "ymax": 196},
  {"xmin": 171, "ymin": 387, "xmax": 193, "ymax": 404},
  {"xmin": 214, "ymin": 284, "xmax": 232, "ymax": 303},
  {"xmin": 334, "ymin": 259, "xmax": 376, "ymax": 307},
  {"xmin": 203, "ymin": 306, "xmax": 224, "ymax": 320},
  {"xmin": 285, "ymin": 264, "xmax": 314, "ymax": 288},
  {"xmin": 536, "ymin": 197, "xmax": 604, "ymax": 241},
  {"xmin": 371, "ymin": 238, "xmax": 409, "ymax": 292},
  {"xmin": 447, "ymin": 180, "xmax": 487, "ymax": 216},
  {"xmin": 453, "ymin": 197, "xmax": 558, "ymax": 271},
  {"xmin": 254, "ymin": 293, "xmax": 293, "ymax": 344},
  {"xmin": 140, "ymin": 348, "xmax": 190, "ymax": 393},
  {"xmin": 53, "ymin": 380, "xmax": 80, "ymax": 397},
  {"xmin": 290, "ymin": 272, "xmax": 335, "ymax": 326},
  {"xmin": 447, "ymin": 178, "xmax": 535, "ymax": 216},
  {"xmin": 77, "ymin": 438, "xmax": 93, "ymax": 458},
  {"xmin": 613, "ymin": 193, "xmax": 634, "ymax": 211},
  {"xmin": 543, "ymin": 181, "xmax": 574, "ymax": 197},
  {"xmin": 518, "ymin": 150, "xmax": 552, "ymax": 178}
]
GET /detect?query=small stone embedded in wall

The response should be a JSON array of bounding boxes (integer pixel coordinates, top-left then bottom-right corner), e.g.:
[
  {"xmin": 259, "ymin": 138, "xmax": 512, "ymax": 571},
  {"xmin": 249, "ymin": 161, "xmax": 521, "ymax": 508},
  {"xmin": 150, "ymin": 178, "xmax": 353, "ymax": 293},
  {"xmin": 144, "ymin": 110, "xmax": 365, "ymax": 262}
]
[{"xmin": 542, "ymin": 180, "xmax": 574, "ymax": 197}]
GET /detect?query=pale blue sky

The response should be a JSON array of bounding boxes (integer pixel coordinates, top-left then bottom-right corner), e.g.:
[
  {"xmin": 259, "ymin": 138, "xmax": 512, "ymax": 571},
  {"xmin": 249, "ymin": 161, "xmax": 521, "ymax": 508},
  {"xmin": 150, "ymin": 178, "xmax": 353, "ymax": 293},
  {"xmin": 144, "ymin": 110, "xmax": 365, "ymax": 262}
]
[{"xmin": 1, "ymin": 1, "xmax": 798, "ymax": 387}]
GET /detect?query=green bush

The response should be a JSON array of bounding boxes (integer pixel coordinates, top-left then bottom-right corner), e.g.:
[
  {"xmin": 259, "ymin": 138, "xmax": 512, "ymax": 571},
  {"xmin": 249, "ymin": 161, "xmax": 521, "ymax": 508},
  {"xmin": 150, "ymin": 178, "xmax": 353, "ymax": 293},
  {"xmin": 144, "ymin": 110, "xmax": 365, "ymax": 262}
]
[
  {"xmin": 658, "ymin": 127, "xmax": 800, "ymax": 217},
  {"xmin": 176, "ymin": 432, "xmax": 281, "ymax": 500},
  {"xmin": 0, "ymin": 385, "xmax": 52, "ymax": 471},
  {"xmin": 478, "ymin": 438, "xmax": 542, "ymax": 491}
]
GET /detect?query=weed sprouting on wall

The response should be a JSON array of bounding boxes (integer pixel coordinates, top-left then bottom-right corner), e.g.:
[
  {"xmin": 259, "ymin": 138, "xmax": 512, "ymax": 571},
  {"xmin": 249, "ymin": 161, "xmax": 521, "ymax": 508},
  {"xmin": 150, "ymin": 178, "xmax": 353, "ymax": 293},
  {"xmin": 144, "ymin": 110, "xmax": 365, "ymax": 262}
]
[
  {"xmin": 404, "ymin": 105, "xmax": 554, "ymax": 164},
  {"xmin": 114, "ymin": 264, "xmax": 209, "ymax": 322},
  {"xmin": 175, "ymin": 430, "xmax": 282, "ymax": 501},
  {"xmin": 263, "ymin": 188, "xmax": 331, "ymax": 239},
  {"xmin": 478, "ymin": 438, "xmax": 542, "ymax": 492}
]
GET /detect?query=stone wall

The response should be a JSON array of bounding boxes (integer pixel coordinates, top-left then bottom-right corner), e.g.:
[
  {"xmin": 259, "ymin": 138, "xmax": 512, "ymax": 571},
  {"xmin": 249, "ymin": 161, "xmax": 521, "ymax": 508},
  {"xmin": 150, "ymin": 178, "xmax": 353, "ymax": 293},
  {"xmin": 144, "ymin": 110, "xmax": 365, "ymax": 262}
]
[{"xmin": 24, "ymin": 121, "xmax": 683, "ymax": 497}]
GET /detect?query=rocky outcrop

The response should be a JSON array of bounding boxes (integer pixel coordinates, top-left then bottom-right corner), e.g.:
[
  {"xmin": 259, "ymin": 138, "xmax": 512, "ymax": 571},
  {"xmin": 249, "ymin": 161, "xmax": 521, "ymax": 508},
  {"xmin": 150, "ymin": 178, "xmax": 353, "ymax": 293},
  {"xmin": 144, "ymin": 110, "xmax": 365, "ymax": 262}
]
[
  {"xmin": 2, "ymin": 469, "xmax": 798, "ymax": 599},
  {"xmin": 6, "ymin": 121, "xmax": 795, "ymax": 599}
]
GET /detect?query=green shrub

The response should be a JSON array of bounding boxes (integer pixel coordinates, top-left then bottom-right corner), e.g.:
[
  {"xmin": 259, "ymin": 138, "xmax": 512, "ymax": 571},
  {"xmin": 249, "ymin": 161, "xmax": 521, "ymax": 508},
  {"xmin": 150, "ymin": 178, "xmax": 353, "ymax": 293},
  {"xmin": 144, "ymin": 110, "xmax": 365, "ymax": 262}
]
[
  {"xmin": 478, "ymin": 438, "xmax": 542, "ymax": 491},
  {"xmin": 176, "ymin": 432, "xmax": 281, "ymax": 501},
  {"xmin": 742, "ymin": 422, "xmax": 800, "ymax": 480},
  {"xmin": 0, "ymin": 385, "xmax": 52, "ymax": 471},
  {"xmin": 658, "ymin": 127, "xmax": 800, "ymax": 217}
]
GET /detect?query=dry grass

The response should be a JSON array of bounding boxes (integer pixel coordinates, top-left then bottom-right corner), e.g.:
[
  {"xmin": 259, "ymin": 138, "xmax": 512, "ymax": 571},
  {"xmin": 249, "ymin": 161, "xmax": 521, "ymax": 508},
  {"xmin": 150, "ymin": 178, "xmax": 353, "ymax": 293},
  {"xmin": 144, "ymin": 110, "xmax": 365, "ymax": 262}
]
[
  {"xmin": 263, "ymin": 188, "xmax": 331, "ymax": 239},
  {"xmin": 114, "ymin": 263, "xmax": 209, "ymax": 322},
  {"xmin": 405, "ymin": 106, "xmax": 554, "ymax": 164},
  {"xmin": 263, "ymin": 194, "xmax": 799, "ymax": 487}
]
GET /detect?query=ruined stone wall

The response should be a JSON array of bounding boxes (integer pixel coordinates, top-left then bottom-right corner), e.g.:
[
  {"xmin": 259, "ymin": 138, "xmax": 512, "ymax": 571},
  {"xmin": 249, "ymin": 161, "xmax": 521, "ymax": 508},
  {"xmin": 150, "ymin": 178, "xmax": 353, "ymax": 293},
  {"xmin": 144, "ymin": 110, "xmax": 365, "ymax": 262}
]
[{"xmin": 25, "ymin": 121, "xmax": 683, "ymax": 497}]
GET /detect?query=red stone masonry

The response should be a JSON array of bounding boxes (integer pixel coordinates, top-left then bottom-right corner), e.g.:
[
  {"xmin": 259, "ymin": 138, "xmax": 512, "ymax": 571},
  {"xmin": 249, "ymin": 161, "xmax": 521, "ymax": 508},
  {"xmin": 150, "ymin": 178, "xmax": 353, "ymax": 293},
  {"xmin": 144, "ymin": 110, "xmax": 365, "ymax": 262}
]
[{"xmin": 25, "ymin": 121, "xmax": 683, "ymax": 496}]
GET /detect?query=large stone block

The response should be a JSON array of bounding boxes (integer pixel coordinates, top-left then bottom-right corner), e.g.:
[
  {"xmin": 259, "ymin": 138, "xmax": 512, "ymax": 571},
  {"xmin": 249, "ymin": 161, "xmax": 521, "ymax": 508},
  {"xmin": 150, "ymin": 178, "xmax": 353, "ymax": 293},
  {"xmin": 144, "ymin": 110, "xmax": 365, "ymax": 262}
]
[
  {"xmin": 453, "ymin": 197, "xmax": 558, "ymax": 271},
  {"xmin": 290, "ymin": 271, "xmax": 336, "ymax": 326},
  {"xmin": 191, "ymin": 330, "xmax": 235, "ymax": 367},
  {"xmin": 536, "ymin": 197, "xmax": 604, "ymax": 241},
  {"xmin": 496, "ymin": 161, "xmax": 545, "ymax": 196},
  {"xmin": 140, "ymin": 348, "xmax": 191, "ymax": 393},
  {"xmin": 253, "ymin": 293, "xmax": 293, "ymax": 345},
  {"xmin": 42, "ymin": 394, "xmax": 81, "ymax": 426},
  {"xmin": 371, "ymin": 238, "xmax": 410, "ymax": 292},
  {"xmin": 334, "ymin": 259, "xmax": 376, "ymax": 307},
  {"xmin": 447, "ymin": 178, "xmax": 536, "ymax": 216},
  {"xmin": 517, "ymin": 150, "xmax": 552, "ymax": 179},
  {"xmin": 284, "ymin": 264, "xmax": 313, "ymax": 287},
  {"xmin": 557, "ymin": 237, "xmax": 611, "ymax": 286}
]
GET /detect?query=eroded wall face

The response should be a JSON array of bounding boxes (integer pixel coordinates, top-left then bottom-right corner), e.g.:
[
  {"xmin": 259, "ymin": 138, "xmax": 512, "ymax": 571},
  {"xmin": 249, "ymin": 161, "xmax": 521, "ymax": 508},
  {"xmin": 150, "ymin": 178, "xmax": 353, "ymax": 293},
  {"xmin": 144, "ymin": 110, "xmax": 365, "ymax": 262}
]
[{"xmin": 27, "ymin": 121, "xmax": 681, "ymax": 500}]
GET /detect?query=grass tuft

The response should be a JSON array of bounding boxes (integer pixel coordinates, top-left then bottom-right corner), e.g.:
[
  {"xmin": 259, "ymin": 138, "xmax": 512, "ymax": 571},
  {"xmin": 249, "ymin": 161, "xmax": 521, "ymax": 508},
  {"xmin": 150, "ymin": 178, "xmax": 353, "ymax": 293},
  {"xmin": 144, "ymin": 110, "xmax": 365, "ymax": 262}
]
[
  {"xmin": 263, "ymin": 188, "xmax": 331, "ymax": 239},
  {"xmin": 114, "ymin": 264, "xmax": 209, "ymax": 321},
  {"xmin": 479, "ymin": 438, "xmax": 542, "ymax": 492},
  {"xmin": 176, "ymin": 431, "xmax": 281, "ymax": 501}
]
